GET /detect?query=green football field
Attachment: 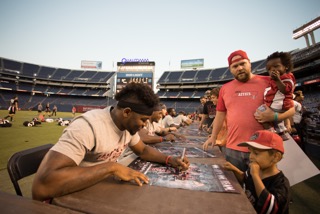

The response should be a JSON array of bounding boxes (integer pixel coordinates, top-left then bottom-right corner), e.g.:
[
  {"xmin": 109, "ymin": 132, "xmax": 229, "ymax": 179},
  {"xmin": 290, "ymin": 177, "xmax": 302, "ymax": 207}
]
[{"xmin": 0, "ymin": 110, "xmax": 81, "ymax": 170}]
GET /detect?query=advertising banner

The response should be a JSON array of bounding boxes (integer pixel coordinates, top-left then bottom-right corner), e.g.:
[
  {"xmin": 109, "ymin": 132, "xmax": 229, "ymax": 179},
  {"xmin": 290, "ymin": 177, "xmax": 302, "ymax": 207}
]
[{"xmin": 181, "ymin": 59, "xmax": 204, "ymax": 69}]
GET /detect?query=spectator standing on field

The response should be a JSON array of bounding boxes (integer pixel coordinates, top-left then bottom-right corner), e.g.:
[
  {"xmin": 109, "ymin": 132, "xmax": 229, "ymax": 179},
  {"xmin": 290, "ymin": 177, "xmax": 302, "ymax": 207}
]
[
  {"xmin": 72, "ymin": 106, "xmax": 76, "ymax": 117},
  {"xmin": 45, "ymin": 102, "xmax": 51, "ymax": 117},
  {"xmin": 4, "ymin": 96, "xmax": 19, "ymax": 122},
  {"xmin": 52, "ymin": 105, "xmax": 58, "ymax": 116}
]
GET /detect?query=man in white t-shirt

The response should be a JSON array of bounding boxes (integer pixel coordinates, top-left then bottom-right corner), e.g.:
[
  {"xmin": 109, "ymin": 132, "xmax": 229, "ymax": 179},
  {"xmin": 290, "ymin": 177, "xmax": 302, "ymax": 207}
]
[
  {"xmin": 139, "ymin": 105, "xmax": 185, "ymax": 144},
  {"xmin": 162, "ymin": 108, "xmax": 180, "ymax": 128},
  {"xmin": 32, "ymin": 82, "xmax": 189, "ymax": 201},
  {"xmin": 174, "ymin": 111, "xmax": 192, "ymax": 126}
]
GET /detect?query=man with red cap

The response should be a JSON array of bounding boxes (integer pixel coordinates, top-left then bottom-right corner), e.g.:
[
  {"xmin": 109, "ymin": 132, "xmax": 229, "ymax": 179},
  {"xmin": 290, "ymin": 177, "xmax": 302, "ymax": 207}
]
[
  {"xmin": 203, "ymin": 50, "xmax": 295, "ymax": 172},
  {"xmin": 223, "ymin": 130, "xmax": 290, "ymax": 214}
]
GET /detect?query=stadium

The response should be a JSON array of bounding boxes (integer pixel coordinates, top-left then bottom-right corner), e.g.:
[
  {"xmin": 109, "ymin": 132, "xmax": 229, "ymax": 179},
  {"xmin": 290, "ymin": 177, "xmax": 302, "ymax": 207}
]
[{"xmin": 1, "ymin": 8, "xmax": 320, "ymax": 213}]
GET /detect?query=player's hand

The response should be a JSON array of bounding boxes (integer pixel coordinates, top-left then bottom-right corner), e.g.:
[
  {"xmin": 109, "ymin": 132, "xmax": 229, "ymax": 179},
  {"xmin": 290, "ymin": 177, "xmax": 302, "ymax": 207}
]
[
  {"xmin": 166, "ymin": 133, "xmax": 175, "ymax": 142},
  {"xmin": 169, "ymin": 127, "xmax": 177, "ymax": 132},
  {"xmin": 168, "ymin": 156, "xmax": 190, "ymax": 171},
  {"xmin": 249, "ymin": 162, "xmax": 260, "ymax": 177},
  {"xmin": 176, "ymin": 134, "xmax": 187, "ymax": 141},
  {"xmin": 202, "ymin": 137, "xmax": 216, "ymax": 151},
  {"xmin": 113, "ymin": 164, "xmax": 149, "ymax": 186}
]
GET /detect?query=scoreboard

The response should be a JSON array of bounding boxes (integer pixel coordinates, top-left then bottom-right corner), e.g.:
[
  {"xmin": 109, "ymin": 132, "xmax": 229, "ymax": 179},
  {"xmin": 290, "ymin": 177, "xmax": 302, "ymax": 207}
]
[
  {"xmin": 116, "ymin": 61, "xmax": 155, "ymax": 92},
  {"xmin": 116, "ymin": 72, "xmax": 153, "ymax": 91}
]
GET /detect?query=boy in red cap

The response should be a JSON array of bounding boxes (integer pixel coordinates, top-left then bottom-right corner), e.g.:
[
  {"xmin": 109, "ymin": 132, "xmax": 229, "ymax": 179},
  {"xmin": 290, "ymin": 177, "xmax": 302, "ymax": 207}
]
[{"xmin": 224, "ymin": 130, "xmax": 290, "ymax": 214}]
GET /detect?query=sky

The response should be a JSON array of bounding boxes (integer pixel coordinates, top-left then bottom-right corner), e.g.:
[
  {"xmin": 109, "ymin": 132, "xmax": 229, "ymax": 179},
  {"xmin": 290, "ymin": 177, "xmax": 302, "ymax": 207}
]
[{"xmin": 1, "ymin": 0, "xmax": 320, "ymax": 83}]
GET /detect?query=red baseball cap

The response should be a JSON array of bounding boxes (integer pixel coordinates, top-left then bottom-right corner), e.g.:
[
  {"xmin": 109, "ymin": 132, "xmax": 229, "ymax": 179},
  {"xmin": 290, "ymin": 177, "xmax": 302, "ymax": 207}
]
[
  {"xmin": 238, "ymin": 130, "xmax": 284, "ymax": 153},
  {"xmin": 228, "ymin": 50, "xmax": 250, "ymax": 66}
]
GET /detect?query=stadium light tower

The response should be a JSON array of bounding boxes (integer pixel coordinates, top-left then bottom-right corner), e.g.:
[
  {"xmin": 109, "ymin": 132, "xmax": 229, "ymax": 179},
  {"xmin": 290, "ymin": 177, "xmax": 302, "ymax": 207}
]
[{"xmin": 292, "ymin": 16, "xmax": 320, "ymax": 48}]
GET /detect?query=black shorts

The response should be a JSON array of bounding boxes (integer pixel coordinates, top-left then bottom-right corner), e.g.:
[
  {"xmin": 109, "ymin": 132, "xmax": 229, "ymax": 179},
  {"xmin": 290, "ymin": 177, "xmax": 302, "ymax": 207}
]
[{"xmin": 9, "ymin": 107, "xmax": 16, "ymax": 114}]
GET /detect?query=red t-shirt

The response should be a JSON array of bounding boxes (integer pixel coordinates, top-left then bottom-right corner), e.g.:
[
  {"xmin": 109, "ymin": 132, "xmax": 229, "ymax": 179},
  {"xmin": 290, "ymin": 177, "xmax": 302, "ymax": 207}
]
[
  {"xmin": 217, "ymin": 75, "xmax": 269, "ymax": 152},
  {"xmin": 264, "ymin": 72, "xmax": 295, "ymax": 111}
]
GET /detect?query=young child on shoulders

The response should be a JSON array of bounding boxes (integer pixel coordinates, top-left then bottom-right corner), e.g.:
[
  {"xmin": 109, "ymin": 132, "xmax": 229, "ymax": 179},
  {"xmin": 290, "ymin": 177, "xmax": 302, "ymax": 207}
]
[
  {"xmin": 224, "ymin": 130, "xmax": 290, "ymax": 214},
  {"xmin": 258, "ymin": 51, "xmax": 295, "ymax": 141}
]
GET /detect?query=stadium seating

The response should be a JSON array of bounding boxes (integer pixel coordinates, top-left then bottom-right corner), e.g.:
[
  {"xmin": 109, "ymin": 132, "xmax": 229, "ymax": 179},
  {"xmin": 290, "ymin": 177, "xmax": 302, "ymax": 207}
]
[
  {"xmin": 1, "ymin": 45, "xmax": 319, "ymax": 115},
  {"xmin": 156, "ymin": 46, "xmax": 320, "ymax": 115}
]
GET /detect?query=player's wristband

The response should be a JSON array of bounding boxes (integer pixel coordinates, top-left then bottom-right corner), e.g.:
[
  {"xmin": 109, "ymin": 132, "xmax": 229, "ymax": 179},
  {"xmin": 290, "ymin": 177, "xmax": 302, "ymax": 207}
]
[{"xmin": 165, "ymin": 156, "xmax": 172, "ymax": 165}]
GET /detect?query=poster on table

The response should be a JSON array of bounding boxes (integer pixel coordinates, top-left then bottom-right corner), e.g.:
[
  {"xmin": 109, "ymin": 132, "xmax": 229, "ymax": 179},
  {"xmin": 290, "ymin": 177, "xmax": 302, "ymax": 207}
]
[
  {"xmin": 163, "ymin": 138, "xmax": 206, "ymax": 146},
  {"xmin": 156, "ymin": 146, "xmax": 215, "ymax": 158},
  {"xmin": 178, "ymin": 128, "xmax": 209, "ymax": 137},
  {"xmin": 128, "ymin": 158, "xmax": 239, "ymax": 193}
]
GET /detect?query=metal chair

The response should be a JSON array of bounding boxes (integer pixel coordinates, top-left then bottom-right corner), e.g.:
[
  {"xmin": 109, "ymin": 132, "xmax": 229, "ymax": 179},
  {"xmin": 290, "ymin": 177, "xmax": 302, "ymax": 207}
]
[{"xmin": 7, "ymin": 144, "xmax": 53, "ymax": 196}]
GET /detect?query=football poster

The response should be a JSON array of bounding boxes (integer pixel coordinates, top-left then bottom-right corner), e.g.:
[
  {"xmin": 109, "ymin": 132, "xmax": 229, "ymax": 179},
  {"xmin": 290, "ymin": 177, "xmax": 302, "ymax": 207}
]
[{"xmin": 128, "ymin": 158, "xmax": 239, "ymax": 193}]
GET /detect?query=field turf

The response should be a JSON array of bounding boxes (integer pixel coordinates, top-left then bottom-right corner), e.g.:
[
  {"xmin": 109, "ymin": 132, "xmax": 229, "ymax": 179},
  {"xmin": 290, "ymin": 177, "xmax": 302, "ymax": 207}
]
[{"xmin": 0, "ymin": 110, "xmax": 80, "ymax": 197}]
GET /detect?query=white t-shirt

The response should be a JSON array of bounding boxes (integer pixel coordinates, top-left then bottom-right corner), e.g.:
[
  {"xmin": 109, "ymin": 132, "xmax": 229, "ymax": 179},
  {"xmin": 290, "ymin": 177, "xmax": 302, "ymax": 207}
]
[
  {"xmin": 144, "ymin": 120, "xmax": 161, "ymax": 136},
  {"xmin": 162, "ymin": 115, "xmax": 179, "ymax": 128},
  {"xmin": 293, "ymin": 100, "xmax": 302, "ymax": 124},
  {"xmin": 51, "ymin": 106, "xmax": 140, "ymax": 166},
  {"xmin": 173, "ymin": 114, "xmax": 188, "ymax": 125}
]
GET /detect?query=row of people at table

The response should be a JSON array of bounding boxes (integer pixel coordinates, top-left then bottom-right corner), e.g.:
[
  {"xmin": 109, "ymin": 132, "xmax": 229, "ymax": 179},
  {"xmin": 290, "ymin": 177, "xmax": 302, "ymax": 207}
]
[{"xmin": 32, "ymin": 49, "xmax": 292, "ymax": 214}]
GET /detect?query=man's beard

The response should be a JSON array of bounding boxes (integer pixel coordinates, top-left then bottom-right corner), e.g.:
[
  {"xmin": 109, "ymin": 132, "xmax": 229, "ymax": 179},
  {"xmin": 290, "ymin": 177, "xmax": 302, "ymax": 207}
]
[{"xmin": 234, "ymin": 71, "xmax": 250, "ymax": 82}]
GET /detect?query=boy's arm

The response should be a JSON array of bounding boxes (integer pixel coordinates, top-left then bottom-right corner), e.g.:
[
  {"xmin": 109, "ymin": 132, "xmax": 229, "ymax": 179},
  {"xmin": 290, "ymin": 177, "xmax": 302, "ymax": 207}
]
[
  {"xmin": 224, "ymin": 162, "xmax": 244, "ymax": 183},
  {"xmin": 274, "ymin": 78, "xmax": 287, "ymax": 94},
  {"xmin": 284, "ymin": 118, "xmax": 292, "ymax": 133},
  {"xmin": 251, "ymin": 163, "xmax": 290, "ymax": 214},
  {"xmin": 272, "ymin": 72, "xmax": 294, "ymax": 94},
  {"xmin": 250, "ymin": 162, "xmax": 265, "ymax": 197}
]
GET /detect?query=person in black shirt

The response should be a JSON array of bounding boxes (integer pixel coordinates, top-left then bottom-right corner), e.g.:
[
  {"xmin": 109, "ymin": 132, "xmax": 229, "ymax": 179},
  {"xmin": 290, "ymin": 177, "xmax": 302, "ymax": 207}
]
[
  {"xmin": 4, "ymin": 96, "xmax": 18, "ymax": 121},
  {"xmin": 196, "ymin": 96, "xmax": 207, "ymax": 122},
  {"xmin": 224, "ymin": 130, "xmax": 290, "ymax": 214},
  {"xmin": 199, "ymin": 90, "xmax": 216, "ymax": 132}
]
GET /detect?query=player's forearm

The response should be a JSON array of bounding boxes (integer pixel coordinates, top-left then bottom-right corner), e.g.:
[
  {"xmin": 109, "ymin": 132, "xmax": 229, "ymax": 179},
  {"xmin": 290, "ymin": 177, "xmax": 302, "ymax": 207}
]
[
  {"xmin": 32, "ymin": 161, "xmax": 120, "ymax": 201},
  {"xmin": 159, "ymin": 127, "xmax": 175, "ymax": 135},
  {"xmin": 137, "ymin": 145, "xmax": 167, "ymax": 163},
  {"xmin": 141, "ymin": 135, "xmax": 164, "ymax": 144}
]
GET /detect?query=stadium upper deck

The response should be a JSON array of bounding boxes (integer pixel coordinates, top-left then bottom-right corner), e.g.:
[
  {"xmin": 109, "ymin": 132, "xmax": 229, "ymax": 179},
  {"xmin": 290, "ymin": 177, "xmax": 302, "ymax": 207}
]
[
  {"xmin": 0, "ymin": 43, "xmax": 319, "ymax": 112},
  {"xmin": 156, "ymin": 44, "xmax": 320, "ymax": 101},
  {"xmin": 0, "ymin": 57, "xmax": 114, "ymax": 98}
]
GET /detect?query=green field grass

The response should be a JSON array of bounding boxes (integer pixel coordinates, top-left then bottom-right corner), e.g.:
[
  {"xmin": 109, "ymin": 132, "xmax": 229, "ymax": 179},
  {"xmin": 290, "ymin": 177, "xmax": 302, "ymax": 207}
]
[
  {"xmin": 0, "ymin": 110, "xmax": 81, "ymax": 170},
  {"xmin": 0, "ymin": 110, "xmax": 82, "ymax": 197}
]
